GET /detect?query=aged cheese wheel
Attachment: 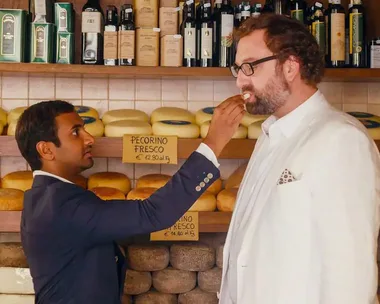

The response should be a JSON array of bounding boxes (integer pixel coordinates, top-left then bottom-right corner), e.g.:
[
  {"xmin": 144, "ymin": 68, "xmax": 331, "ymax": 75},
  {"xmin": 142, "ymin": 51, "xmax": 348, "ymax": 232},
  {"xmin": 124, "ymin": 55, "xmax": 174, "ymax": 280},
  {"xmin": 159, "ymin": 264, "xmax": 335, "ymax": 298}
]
[
  {"xmin": 357, "ymin": 119, "xmax": 380, "ymax": 139},
  {"xmin": 105, "ymin": 120, "xmax": 153, "ymax": 137},
  {"xmin": 121, "ymin": 294, "xmax": 132, "ymax": 304},
  {"xmin": 127, "ymin": 245, "xmax": 169, "ymax": 271},
  {"xmin": 189, "ymin": 192, "xmax": 216, "ymax": 212},
  {"xmin": 135, "ymin": 290, "xmax": 177, "ymax": 304},
  {"xmin": 0, "ymin": 294, "xmax": 34, "ymax": 304},
  {"xmin": 241, "ymin": 112, "xmax": 269, "ymax": 127},
  {"xmin": 248, "ymin": 119, "xmax": 265, "ymax": 139},
  {"xmin": 7, "ymin": 107, "xmax": 27, "ymax": 124},
  {"xmin": 170, "ymin": 243, "xmax": 215, "ymax": 271},
  {"xmin": 126, "ymin": 187, "xmax": 156, "ymax": 200},
  {"xmin": 151, "ymin": 107, "xmax": 195, "ymax": 124},
  {"xmin": 198, "ymin": 267, "xmax": 222, "ymax": 293},
  {"xmin": 72, "ymin": 174, "xmax": 87, "ymax": 189},
  {"xmin": 0, "ymin": 243, "xmax": 27, "ymax": 268},
  {"xmin": 152, "ymin": 267, "xmax": 196, "ymax": 294},
  {"xmin": 216, "ymin": 244, "xmax": 223, "ymax": 268},
  {"xmin": 178, "ymin": 287, "xmax": 218, "ymax": 304},
  {"xmin": 124, "ymin": 270, "xmax": 152, "ymax": 295},
  {"xmin": 347, "ymin": 111, "xmax": 380, "ymax": 122},
  {"xmin": 82, "ymin": 116, "xmax": 104, "ymax": 137},
  {"xmin": 0, "ymin": 189, "xmax": 24, "ymax": 211},
  {"xmin": 88, "ymin": 172, "xmax": 131, "ymax": 194},
  {"xmin": 102, "ymin": 109, "xmax": 149, "ymax": 125},
  {"xmin": 7, "ymin": 120, "xmax": 17, "ymax": 136},
  {"xmin": 75, "ymin": 105, "xmax": 99, "ymax": 119},
  {"xmin": 200, "ymin": 121, "xmax": 248, "ymax": 139},
  {"xmin": 152, "ymin": 120, "xmax": 200, "ymax": 138},
  {"xmin": 136, "ymin": 174, "xmax": 171, "ymax": 189},
  {"xmin": 90, "ymin": 187, "xmax": 125, "ymax": 200},
  {"xmin": 195, "ymin": 107, "xmax": 214, "ymax": 125},
  {"xmin": 205, "ymin": 178, "xmax": 222, "ymax": 195},
  {"xmin": 0, "ymin": 107, "xmax": 7, "ymax": 126},
  {"xmin": 225, "ymin": 162, "xmax": 248, "ymax": 189},
  {"xmin": 0, "ymin": 267, "xmax": 34, "ymax": 294},
  {"xmin": 217, "ymin": 188, "xmax": 238, "ymax": 212},
  {"xmin": 2, "ymin": 171, "xmax": 33, "ymax": 192}
]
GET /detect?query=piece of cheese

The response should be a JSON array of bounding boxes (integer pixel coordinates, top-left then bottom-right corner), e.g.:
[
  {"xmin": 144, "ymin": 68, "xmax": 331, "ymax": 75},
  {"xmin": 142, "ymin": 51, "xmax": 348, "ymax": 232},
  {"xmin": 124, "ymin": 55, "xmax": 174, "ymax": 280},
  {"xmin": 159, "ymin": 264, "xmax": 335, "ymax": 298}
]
[
  {"xmin": 126, "ymin": 187, "xmax": 156, "ymax": 200},
  {"xmin": 0, "ymin": 189, "xmax": 24, "ymax": 211},
  {"xmin": 195, "ymin": 107, "xmax": 214, "ymax": 126},
  {"xmin": 136, "ymin": 174, "xmax": 171, "ymax": 189},
  {"xmin": 124, "ymin": 270, "xmax": 152, "ymax": 295},
  {"xmin": 225, "ymin": 162, "xmax": 248, "ymax": 189},
  {"xmin": 0, "ymin": 295, "xmax": 35, "ymax": 304},
  {"xmin": 134, "ymin": 291, "xmax": 177, "ymax": 304},
  {"xmin": 152, "ymin": 120, "xmax": 200, "ymax": 138},
  {"xmin": 7, "ymin": 107, "xmax": 27, "ymax": 125},
  {"xmin": 217, "ymin": 188, "xmax": 238, "ymax": 212},
  {"xmin": 170, "ymin": 243, "xmax": 215, "ymax": 272},
  {"xmin": 200, "ymin": 121, "xmax": 247, "ymax": 139},
  {"xmin": 151, "ymin": 107, "xmax": 195, "ymax": 124},
  {"xmin": 152, "ymin": 267, "xmax": 196, "ymax": 294},
  {"xmin": 241, "ymin": 112, "xmax": 269, "ymax": 127},
  {"xmin": 0, "ymin": 107, "xmax": 7, "ymax": 126},
  {"xmin": 0, "ymin": 243, "xmax": 28, "ymax": 268},
  {"xmin": 0, "ymin": 267, "xmax": 34, "ymax": 294},
  {"xmin": 189, "ymin": 192, "xmax": 217, "ymax": 212},
  {"xmin": 82, "ymin": 116, "xmax": 104, "ymax": 137},
  {"xmin": 127, "ymin": 244, "xmax": 169, "ymax": 271},
  {"xmin": 104, "ymin": 120, "xmax": 152, "ymax": 137},
  {"xmin": 90, "ymin": 187, "xmax": 125, "ymax": 200},
  {"xmin": 248, "ymin": 119, "xmax": 265, "ymax": 139},
  {"xmin": 75, "ymin": 106, "xmax": 99, "ymax": 119},
  {"xmin": 2, "ymin": 171, "xmax": 33, "ymax": 192},
  {"xmin": 102, "ymin": 109, "xmax": 149, "ymax": 125},
  {"xmin": 178, "ymin": 287, "xmax": 218, "ymax": 304},
  {"xmin": 88, "ymin": 172, "xmax": 131, "ymax": 194},
  {"xmin": 7, "ymin": 120, "xmax": 18, "ymax": 136},
  {"xmin": 198, "ymin": 267, "xmax": 222, "ymax": 293}
]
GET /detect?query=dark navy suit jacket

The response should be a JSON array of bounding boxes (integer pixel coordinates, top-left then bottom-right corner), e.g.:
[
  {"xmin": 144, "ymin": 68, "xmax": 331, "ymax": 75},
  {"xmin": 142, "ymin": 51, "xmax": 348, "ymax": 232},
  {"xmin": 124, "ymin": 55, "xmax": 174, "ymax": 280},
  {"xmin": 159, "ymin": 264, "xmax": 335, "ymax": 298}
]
[{"xmin": 21, "ymin": 151, "xmax": 219, "ymax": 304}]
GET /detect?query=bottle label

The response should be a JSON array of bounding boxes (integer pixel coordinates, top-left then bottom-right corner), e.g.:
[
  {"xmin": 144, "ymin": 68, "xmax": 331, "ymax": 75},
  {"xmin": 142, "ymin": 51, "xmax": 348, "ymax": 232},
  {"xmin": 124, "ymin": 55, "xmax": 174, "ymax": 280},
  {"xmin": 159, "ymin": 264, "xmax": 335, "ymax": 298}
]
[
  {"xmin": 59, "ymin": 36, "xmax": 68, "ymax": 59},
  {"xmin": 82, "ymin": 12, "xmax": 102, "ymax": 33},
  {"xmin": 241, "ymin": 11, "xmax": 250, "ymax": 18},
  {"xmin": 184, "ymin": 27, "xmax": 196, "ymax": 59},
  {"xmin": 58, "ymin": 7, "xmax": 68, "ymax": 31},
  {"xmin": 35, "ymin": 26, "xmax": 46, "ymax": 59},
  {"xmin": 104, "ymin": 31, "xmax": 118, "ymax": 59},
  {"xmin": 370, "ymin": 45, "xmax": 380, "ymax": 68},
  {"xmin": 201, "ymin": 28, "xmax": 213, "ymax": 59},
  {"xmin": 119, "ymin": 30, "xmax": 135, "ymax": 59},
  {"xmin": 349, "ymin": 12, "xmax": 363, "ymax": 55},
  {"xmin": 1, "ymin": 14, "xmax": 15, "ymax": 56},
  {"xmin": 312, "ymin": 21, "xmax": 325, "ymax": 54},
  {"xmin": 330, "ymin": 13, "xmax": 345, "ymax": 61},
  {"xmin": 325, "ymin": 15, "xmax": 329, "ymax": 56},
  {"xmin": 291, "ymin": 9, "xmax": 304, "ymax": 23},
  {"xmin": 221, "ymin": 14, "xmax": 234, "ymax": 47}
]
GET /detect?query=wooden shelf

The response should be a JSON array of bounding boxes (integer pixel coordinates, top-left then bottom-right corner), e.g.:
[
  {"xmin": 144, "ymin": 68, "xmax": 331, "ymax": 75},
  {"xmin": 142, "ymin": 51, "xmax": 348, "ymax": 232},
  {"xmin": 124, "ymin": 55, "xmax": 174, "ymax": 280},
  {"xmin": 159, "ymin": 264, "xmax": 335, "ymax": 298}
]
[
  {"xmin": 0, "ymin": 211, "xmax": 232, "ymax": 233},
  {"xmin": 0, "ymin": 136, "xmax": 257, "ymax": 159}
]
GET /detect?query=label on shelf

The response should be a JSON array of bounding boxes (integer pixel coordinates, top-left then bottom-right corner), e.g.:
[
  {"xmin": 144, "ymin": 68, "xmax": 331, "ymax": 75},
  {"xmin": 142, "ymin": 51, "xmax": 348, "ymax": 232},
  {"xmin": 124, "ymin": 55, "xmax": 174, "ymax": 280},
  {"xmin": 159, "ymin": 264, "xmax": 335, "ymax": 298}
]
[
  {"xmin": 150, "ymin": 212, "xmax": 199, "ymax": 241},
  {"xmin": 122, "ymin": 134, "xmax": 177, "ymax": 164}
]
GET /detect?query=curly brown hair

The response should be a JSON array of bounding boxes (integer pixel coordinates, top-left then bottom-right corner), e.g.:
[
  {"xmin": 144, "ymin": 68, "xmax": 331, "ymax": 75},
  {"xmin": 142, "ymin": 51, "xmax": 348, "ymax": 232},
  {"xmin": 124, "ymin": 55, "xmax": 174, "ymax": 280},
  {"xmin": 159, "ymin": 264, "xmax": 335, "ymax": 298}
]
[{"xmin": 236, "ymin": 14, "xmax": 324, "ymax": 86}]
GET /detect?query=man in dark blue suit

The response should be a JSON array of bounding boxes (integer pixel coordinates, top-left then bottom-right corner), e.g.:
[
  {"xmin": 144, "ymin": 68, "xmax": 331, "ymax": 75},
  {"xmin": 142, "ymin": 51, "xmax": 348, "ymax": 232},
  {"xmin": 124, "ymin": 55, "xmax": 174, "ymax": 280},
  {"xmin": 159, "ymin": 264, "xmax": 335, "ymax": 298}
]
[{"xmin": 15, "ymin": 98, "xmax": 245, "ymax": 304}]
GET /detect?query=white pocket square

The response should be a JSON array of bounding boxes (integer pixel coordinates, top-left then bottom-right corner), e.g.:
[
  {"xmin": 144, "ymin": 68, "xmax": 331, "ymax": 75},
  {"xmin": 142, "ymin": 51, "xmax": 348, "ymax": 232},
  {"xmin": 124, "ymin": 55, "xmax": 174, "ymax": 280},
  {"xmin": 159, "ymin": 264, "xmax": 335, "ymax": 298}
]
[{"xmin": 277, "ymin": 169, "xmax": 297, "ymax": 185}]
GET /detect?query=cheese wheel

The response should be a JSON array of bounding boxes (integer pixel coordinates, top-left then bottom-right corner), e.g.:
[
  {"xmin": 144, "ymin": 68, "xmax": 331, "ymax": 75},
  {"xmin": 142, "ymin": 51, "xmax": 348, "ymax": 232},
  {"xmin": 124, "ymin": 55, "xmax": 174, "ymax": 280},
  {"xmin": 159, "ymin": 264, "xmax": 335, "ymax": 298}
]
[
  {"xmin": 170, "ymin": 243, "xmax": 215, "ymax": 272},
  {"xmin": 127, "ymin": 245, "xmax": 169, "ymax": 271},
  {"xmin": 178, "ymin": 287, "xmax": 218, "ymax": 304},
  {"xmin": 82, "ymin": 116, "xmax": 104, "ymax": 137},
  {"xmin": 0, "ymin": 107, "xmax": 7, "ymax": 126},
  {"xmin": 152, "ymin": 120, "xmax": 200, "ymax": 138},
  {"xmin": 0, "ymin": 243, "xmax": 27, "ymax": 268},
  {"xmin": 357, "ymin": 119, "xmax": 380, "ymax": 139},
  {"xmin": 151, "ymin": 107, "xmax": 195, "ymax": 124},
  {"xmin": 152, "ymin": 267, "xmax": 196, "ymax": 294},
  {"xmin": 205, "ymin": 178, "xmax": 222, "ymax": 195},
  {"xmin": 88, "ymin": 172, "xmax": 131, "ymax": 194},
  {"xmin": 72, "ymin": 174, "xmax": 87, "ymax": 189},
  {"xmin": 200, "ymin": 121, "xmax": 247, "ymax": 139},
  {"xmin": 216, "ymin": 244, "xmax": 223, "ymax": 268},
  {"xmin": 90, "ymin": 187, "xmax": 125, "ymax": 200},
  {"xmin": 136, "ymin": 174, "xmax": 171, "ymax": 189},
  {"xmin": 7, "ymin": 120, "xmax": 18, "ymax": 136},
  {"xmin": 2, "ymin": 171, "xmax": 33, "ymax": 192},
  {"xmin": 102, "ymin": 109, "xmax": 149, "ymax": 125},
  {"xmin": 124, "ymin": 270, "xmax": 152, "ymax": 295},
  {"xmin": 0, "ymin": 295, "xmax": 34, "ymax": 304},
  {"xmin": 198, "ymin": 267, "xmax": 222, "ymax": 293},
  {"xmin": 248, "ymin": 119, "xmax": 265, "ymax": 139},
  {"xmin": 135, "ymin": 291, "xmax": 177, "ymax": 304},
  {"xmin": 217, "ymin": 188, "xmax": 238, "ymax": 212},
  {"xmin": 126, "ymin": 187, "xmax": 156, "ymax": 200},
  {"xmin": 195, "ymin": 107, "xmax": 214, "ymax": 125},
  {"xmin": 121, "ymin": 295, "xmax": 132, "ymax": 304},
  {"xmin": 104, "ymin": 120, "xmax": 152, "ymax": 137},
  {"xmin": 75, "ymin": 106, "xmax": 99, "ymax": 119},
  {"xmin": 189, "ymin": 192, "xmax": 216, "ymax": 212},
  {"xmin": 241, "ymin": 112, "xmax": 269, "ymax": 127},
  {"xmin": 0, "ymin": 189, "xmax": 24, "ymax": 211},
  {"xmin": 0, "ymin": 267, "xmax": 34, "ymax": 294},
  {"xmin": 347, "ymin": 111, "xmax": 380, "ymax": 122},
  {"xmin": 225, "ymin": 162, "xmax": 247, "ymax": 189},
  {"xmin": 7, "ymin": 107, "xmax": 27, "ymax": 125}
]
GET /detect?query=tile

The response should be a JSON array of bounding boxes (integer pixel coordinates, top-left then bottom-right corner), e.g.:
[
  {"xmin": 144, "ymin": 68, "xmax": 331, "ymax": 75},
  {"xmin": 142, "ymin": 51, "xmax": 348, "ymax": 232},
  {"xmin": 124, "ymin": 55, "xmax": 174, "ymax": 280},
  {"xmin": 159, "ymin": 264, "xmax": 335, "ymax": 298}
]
[
  {"xmin": 108, "ymin": 101, "xmax": 135, "ymax": 111},
  {"xmin": 342, "ymin": 83, "xmax": 368, "ymax": 104},
  {"xmin": 342, "ymin": 103, "xmax": 368, "ymax": 112},
  {"xmin": 162, "ymin": 79, "xmax": 187, "ymax": 101},
  {"xmin": 28, "ymin": 99, "xmax": 45, "ymax": 106},
  {"xmin": 56, "ymin": 77, "xmax": 82, "ymax": 100},
  {"xmin": 2, "ymin": 76, "xmax": 28, "ymax": 99},
  {"xmin": 162, "ymin": 101, "xmax": 187, "ymax": 108},
  {"xmin": 187, "ymin": 101, "xmax": 214, "ymax": 113},
  {"xmin": 135, "ymin": 101, "xmax": 162, "ymax": 115},
  {"xmin": 368, "ymin": 83, "xmax": 380, "ymax": 104},
  {"xmin": 367, "ymin": 105, "xmax": 380, "ymax": 116},
  {"xmin": 0, "ymin": 157, "xmax": 28, "ymax": 177},
  {"xmin": 135, "ymin": 164, "xmax": 161, "ymax": 179},
  {"xmin": 318, "ymin": 82, "xmax": 343, "ymax": 104},
  {"xmin": 332, "ymin": 103, "xmax": 343, "ymax": 111},
  {"xmin": 82, "ymin": 100, "xmax": 109, "ymax": 118},
  {"xmin": 81, "ymin": 158, "xmax": 108, "ymax": 177},
  {"xmin": 213, "ymin": 80, "xmax": 240, "ymax": 102},
  {"xmin": 136, "ymin": 79, "xmax": 161, "ymax": 101},
  {"xmin": 109, "ymin": 78, "xmax": 135, "ymax": 100},
  {"xmin": 107, "ymin": 158, "xmax": 134, "ymax": 179},
  {"xmin": 1, "ymin": 99, "xmax": 28, "ymax": 112},
  {"xmin": 82, "ymin": 78, "xmax": 108, "ymax": 99},
  {"xmin": 188, "ymin": 79, "xmax": 214, "ymax": 101},
  {"xmin": 218, "ymin": 159, "xmax": 240, "ymax": 180},
  {"xmin": 160, "ymin": 159, "xmax": 186, "ymax": 176},
  {"xmin": 29, "ymin": 76, "xmax": 55, "ymax": 99}
]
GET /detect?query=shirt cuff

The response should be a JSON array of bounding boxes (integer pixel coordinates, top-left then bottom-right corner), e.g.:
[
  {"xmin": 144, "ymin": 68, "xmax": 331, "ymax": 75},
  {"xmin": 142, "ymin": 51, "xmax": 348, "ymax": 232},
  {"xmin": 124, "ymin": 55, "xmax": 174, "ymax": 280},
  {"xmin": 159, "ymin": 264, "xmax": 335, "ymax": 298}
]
[{"xmin": 195, "ymin": 143, "xmax": 220, "ymax": 168}]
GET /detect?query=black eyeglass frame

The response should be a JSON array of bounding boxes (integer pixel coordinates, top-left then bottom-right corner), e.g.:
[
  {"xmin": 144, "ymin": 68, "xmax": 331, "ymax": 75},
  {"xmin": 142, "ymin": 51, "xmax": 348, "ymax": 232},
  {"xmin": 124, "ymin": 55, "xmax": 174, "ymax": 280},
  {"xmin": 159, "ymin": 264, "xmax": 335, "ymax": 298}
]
[{"xmin": 230, "ymin": 55, "xmax": 278, "ymax": 78}]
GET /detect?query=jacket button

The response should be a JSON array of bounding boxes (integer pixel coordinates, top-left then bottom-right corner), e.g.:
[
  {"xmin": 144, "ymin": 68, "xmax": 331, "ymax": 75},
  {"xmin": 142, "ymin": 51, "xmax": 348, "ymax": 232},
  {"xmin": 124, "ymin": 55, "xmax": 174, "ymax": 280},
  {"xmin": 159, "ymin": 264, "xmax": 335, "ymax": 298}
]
[
  {"xmin": 204, "ymin": 177, "xmax": 209, "ymax": 183},
  {"xmin": 200, "ymin": 182, "xmax": 205, "ymax": 187},
  {"xmin": 196, "ymin": 186, "xmax": 201, "ymax": 192},
  {"xmin": 207, "ymin": 173, "xmax": 213, "ymax": 179},
  {"xmin": 115, "ymin": 256, "xmax": 118, "ymax": 262}
]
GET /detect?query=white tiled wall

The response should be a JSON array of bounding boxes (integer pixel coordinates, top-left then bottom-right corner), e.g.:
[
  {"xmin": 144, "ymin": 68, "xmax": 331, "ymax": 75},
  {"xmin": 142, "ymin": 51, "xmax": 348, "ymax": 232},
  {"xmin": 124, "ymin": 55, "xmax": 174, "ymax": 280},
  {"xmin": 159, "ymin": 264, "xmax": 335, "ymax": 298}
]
[{"xmin": 0, "ymin": 73, "xmax": 378, "ymax": 186}]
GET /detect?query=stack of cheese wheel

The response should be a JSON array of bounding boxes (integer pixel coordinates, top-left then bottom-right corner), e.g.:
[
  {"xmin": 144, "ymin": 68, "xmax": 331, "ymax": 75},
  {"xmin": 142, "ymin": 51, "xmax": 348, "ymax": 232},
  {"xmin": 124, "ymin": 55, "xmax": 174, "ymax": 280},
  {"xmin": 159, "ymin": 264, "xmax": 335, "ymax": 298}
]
[
  {"xmin": 126, "ymin": 187, "xmax": 156, "ymax": 200},
  {"xmin": 75, "ymin": 106, "xmax": 99, "ymax": 119},
  {"xmin": 195, "ymin": 107, "xmax": 215, "ymax": 125},
  {"xmin": 0, "ymin": 107, "xmax": 7, "ymax": 135},
  {"xmin": 189, "ymin": 191, "xmax": 217, "ymax": 212},
  {"xmin": 241, "ymin": 112, "xmax": 269, "ymax": 128},
  {"xmin": 87, "ymin": 172, "xmax": 131, "ymax": 195},
  {"xmin": 205, "ymin": 178, "xmax": 223, "ymax": 195},
  {"xmin": 0, "ymin": 188, "xmax": 24, "ymax": 211},
  {"xmin": 81, "ymin": 116, "xmax": 104, "ymax": 137},
  {"xmin": 90, "ymin": 187, "xmax": 125, "ymax": 200},
  {"xmin": 7, "ymin": 107, "xmax": 27, "ymax": 136},
  {"xmin": 102, "ymin": 109, "xmax": 149, "ymax": 125},
  {"xmin": 347, "ymin": 112, "xmax": 380, "ymax": 139},
  {"xmin": 200, "ymin": 121, "xmax": 248, "ymax": 139},
  {"xmin": 127, "ymin": 174, "xmax": 170, "ymax": 201},
  {"xmin": 248, "ymin": 119, "xmax": 266, "ymax": 139},
  {"xmin": 217, "ymin": 188, "xmax": 238, "ymax": 212},
  {"xmin": 225, "ymin": 162, "xmax": 248, "ymax": 190},
  {"xmin": 2, "ymin": 171, "xmax": 33, "ymax": 192}
]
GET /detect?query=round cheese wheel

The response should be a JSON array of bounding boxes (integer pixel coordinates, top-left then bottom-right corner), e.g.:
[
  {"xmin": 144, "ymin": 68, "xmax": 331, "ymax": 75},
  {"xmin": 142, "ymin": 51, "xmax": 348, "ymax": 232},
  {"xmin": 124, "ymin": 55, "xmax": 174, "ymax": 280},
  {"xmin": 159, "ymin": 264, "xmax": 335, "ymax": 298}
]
[
  {"xmin": 0, "ymin": 107, "xmax": 7, "ymax": 126},
  {"xmin": 198, "ymin": 267, "xmax": 223, "ymax": 293},
  {"xmin": 87, "ymin": 172, "xmax": 131, "ymax": 194},
  {"xmin": 241, "ymin": 112, "xmax": 269, "ymax": 127},
  {"xmin": 189, "ymin": 192, "xmax": 216, "ymax": 212},
  {"xmin": 104, "ymin": 120, "xmax": 152, "ymax": 137},
  {"xmin": 152, "ymin": 267, "xmax": 196, "ymax": 294},
  {"xmin": 225, "ymin": 162, "xmax": 247, "ymax": 189},
  {"xmin": 178, "ymin": 287, "xmax": 218, "ymax": 304},
  {"xmin": 127, "ymin": 245, "xmax": 169, "ymax": 271},
  {"xmin": 347, "ymin": 111, "xmax": 380, "ymax": 122},
  {"xmin": 7, "ymin": 107, "xmax": 27, "ymax": 125},
  {"xmin": 75, "ymin": 106, "xmax": 99, "ymax": 119},
  {"xmin": 170, "ymin": 243, "xmax": 215, "ymax": 272},
  {"xmin": 124, "ymin": 270, "xmax": 152, "ymax": 295},
  {"xmin": 357, "ymin": 119, "xmax": 380, "ymax": 139},
  {"xmin": 205, "ymin": 178, "xmax": 222, "ymax": 195},
  {"xmin": 195, "ymin": 107, "xmax": 214, "ymax": 125},
  {"xmin": 216, "ymin": 244, "xmax": 223, "ymax": 268},
  {"xmin": 135, "ymin": 291, "xmax": 177, "ymax": 304},
  {"xmin": 0, "ymin": 243, "xmax": 28, "ymax": 268},
  {"xmin": 121, "ymin": 295, "xmax": 132, "ymax": 304},
  {"xmin": 72, "ymin": 175, "xmax": 87, "ymax": 189},
  {"xmin": 248, "ymin": 119, "xmax": 265, "ymax": 139},
  {"xmin": 0, "ymin": 267, "xmax": 34, "ymax": 295},
  {"xmin": 102, "ymin": 109, "xmax": 149, "ymax": 125},
  {"xmin": 0, "ymin": 189, "xmax": 24, "ymax": 211},
  {"xmin": 7, "ymin": 120, "xmax": 17, "ymax": 136},
  {"xmin": 90, "ymin": 187, "xmax": 125, "ymax": 200},
  {"xmin": 152, "ymin": 120, "xmax": 200, "ymax": 138},
  {"xmin": 151, "ymin": 107, "xmax": 195, "ymax": 124},
  {"xmin": 82, "ymin": 116, "xmax": 104, "ymax": 137},
  {"xmin": 126, "ymin": 187, "xmax": 156, "ymax": 200},
  {"xmin": 200, "ymin": 121, "xmax": 247, "ymax": 139},
  {"xmin": 136, "ymin": 174, "xmax": 171, "ymax": 189},
  {"xmin": 2, "ymin": 171, "xmax": 33, "ymax": 192},
  {"xmin": 217, "ymin": 188, "xmax": 238, "ymax": 212}
]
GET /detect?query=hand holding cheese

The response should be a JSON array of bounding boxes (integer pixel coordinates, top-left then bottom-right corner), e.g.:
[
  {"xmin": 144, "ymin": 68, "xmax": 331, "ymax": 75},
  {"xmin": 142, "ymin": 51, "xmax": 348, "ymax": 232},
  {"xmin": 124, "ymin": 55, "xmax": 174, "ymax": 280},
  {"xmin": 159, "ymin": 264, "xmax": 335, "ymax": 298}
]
[{"xmin": 203, "ymin": 95, "xmax": 245, "ymax": 157}]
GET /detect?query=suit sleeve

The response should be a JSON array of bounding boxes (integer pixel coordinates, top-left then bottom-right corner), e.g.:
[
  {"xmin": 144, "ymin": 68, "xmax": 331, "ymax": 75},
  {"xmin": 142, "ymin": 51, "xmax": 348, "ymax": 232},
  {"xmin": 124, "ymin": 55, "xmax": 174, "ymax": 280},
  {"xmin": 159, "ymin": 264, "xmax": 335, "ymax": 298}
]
[
  {"xmin": 309, "ymin": 126, "xmax": 380, "ymax": 303},
  {"xmin": 53, "ymin": 151, "xmax": 220, "ymax": 246}
]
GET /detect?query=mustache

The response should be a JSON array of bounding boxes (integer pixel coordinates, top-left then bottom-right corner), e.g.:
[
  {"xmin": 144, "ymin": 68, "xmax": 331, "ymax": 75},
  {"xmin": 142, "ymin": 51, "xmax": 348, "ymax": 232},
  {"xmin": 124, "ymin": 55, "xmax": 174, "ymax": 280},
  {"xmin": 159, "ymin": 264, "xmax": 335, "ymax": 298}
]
[{"xmin": 241, "ymin": 85, "xmax": 254, "ymax": 93}]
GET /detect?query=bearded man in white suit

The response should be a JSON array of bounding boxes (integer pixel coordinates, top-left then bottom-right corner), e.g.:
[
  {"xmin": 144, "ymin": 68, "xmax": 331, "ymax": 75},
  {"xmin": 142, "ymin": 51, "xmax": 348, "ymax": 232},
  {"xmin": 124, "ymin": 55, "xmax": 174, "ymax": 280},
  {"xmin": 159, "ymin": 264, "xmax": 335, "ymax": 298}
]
[{"xmin": 219, "ymin": 13, "xmax": 380, "ymax": 304}]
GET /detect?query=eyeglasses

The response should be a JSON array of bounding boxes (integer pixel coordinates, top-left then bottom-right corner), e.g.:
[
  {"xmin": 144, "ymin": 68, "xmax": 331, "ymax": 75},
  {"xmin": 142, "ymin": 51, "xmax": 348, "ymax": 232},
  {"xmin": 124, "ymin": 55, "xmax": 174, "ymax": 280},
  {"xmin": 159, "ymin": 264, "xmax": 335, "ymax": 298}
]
[{"xmin": 230, "ymin": 55, "xmax": 278, "ymax": 78}]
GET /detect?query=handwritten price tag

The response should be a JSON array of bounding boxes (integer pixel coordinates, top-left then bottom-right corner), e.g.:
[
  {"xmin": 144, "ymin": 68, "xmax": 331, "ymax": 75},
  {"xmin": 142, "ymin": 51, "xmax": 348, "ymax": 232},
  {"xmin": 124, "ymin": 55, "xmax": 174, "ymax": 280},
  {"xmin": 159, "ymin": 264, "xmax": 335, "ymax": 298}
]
[
  {"xmin": 122, "ymin": 135, "xmax": 178, "ymax": 165},
  {"xmin": 150, "ymin": 212, "xmax": 199, "ymax": 241}
]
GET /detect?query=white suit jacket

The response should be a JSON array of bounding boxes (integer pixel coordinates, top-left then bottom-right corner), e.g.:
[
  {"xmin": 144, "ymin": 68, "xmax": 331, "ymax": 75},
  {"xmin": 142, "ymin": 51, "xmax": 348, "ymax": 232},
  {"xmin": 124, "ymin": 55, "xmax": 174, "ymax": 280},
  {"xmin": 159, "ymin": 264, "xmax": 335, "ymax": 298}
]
[{"xmin": 219, "ymin": 93, "xmax": 380, "ymax": 304}]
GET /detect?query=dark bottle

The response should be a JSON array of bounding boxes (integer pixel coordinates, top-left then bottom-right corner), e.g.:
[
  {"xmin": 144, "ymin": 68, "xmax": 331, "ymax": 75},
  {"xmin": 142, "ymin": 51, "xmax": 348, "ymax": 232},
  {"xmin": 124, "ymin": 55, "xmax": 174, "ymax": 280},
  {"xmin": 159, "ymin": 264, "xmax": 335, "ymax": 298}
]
[
  {"xmin": 219, "ymin": 0, "xmax": 234, "ymax": 67},
  {"xmin": 181, "ymin": 0, "xmax": 197, "ymax": 67},
  {"xmin": 262, "ymin": 0, "xmax": 275, "ymax": 13},
  {"xmin": 349, "ymin": 0, "xmax": 366, "ymax": 67},
  {"xmin": 289, "ymin": 0, "xmax": 307, "ymax": 24},
  {"xmin": 311, "ymin": 2, "xmax": 326, "ymax": 58},
  {"xmin": 81, "ymin": 0, "xmax": 104, "ymax": 64},
  {"xmin": 328, "ymin": 0, "xmax": 345, "ymax": 67},
  {"xmin": 234, "ymin": 4, "xmax": 241, "ymax": 29},
  {"xmin": 212, "ymin": 0, "xmax": 222, "ymax": 67},
  {"xmin": 118, "ymin": 4, "xmax": 135, "ymax": 66},
  {"xmin": 104, "ymin": 6, "xmax": 118, "ymax": 66},
  {"xmin": 324, "ymin": 0, "xmax": 333, "ymax": 64},
  {"xmin": 197, "ymin": 0, "xmax": 213, "ymax": 67},
  {"xmin": 240, "ymin": 1, "xmax": 251, "ymax": 24},
  {"xmin": 251, "ymin": 3, "xmax": 262, "ymax": 17}
]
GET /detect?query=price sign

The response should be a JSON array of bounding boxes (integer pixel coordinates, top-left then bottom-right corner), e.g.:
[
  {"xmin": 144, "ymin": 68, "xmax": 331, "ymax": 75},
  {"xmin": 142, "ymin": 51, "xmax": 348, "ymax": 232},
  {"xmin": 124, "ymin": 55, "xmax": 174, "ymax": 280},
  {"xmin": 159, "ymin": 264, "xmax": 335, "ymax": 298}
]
[
  {"xmin": 122, "ymin": 135, "xmax": 178, "ymax": 165},
  {"xmin": 150, "ymin": 212, "xmax": 199, "ymax": 241}
]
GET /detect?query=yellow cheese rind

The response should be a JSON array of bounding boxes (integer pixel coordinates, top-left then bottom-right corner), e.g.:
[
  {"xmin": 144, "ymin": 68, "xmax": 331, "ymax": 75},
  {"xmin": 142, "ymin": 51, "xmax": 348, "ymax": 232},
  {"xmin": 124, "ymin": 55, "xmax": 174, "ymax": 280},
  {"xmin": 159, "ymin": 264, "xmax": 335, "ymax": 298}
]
[
  {"xmin": 104, "ymin": 120, "xmax": 152, "ymax": 137},
  {"xmin": 102, "ymin": 109, "xmax": 149, "ymax": 125},
  {"xmin": 151, "ymin": 107, "xmax": 195, "ymax": 124}
]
